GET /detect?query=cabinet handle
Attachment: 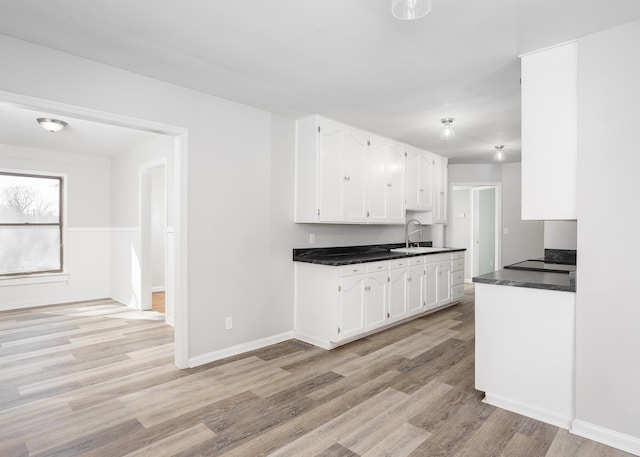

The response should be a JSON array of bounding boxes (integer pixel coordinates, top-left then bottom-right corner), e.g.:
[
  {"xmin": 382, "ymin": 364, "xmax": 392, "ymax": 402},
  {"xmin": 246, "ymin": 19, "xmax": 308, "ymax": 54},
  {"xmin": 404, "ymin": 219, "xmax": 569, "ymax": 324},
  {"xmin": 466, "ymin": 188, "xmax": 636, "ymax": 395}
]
[
  {"xmin": 407, "ymin": 277, "xmax": 412, "ymax": 282},
  {"xmin": 387, "ymin": 183, "xmax": 392, "ymax": 187},
  {"xmin": 387, "ymin": 312, "xmax": 390, "ymax": 318},
  {"xmin": 419, "ymin": 188, "xmax": 424, "ymax": 192}
]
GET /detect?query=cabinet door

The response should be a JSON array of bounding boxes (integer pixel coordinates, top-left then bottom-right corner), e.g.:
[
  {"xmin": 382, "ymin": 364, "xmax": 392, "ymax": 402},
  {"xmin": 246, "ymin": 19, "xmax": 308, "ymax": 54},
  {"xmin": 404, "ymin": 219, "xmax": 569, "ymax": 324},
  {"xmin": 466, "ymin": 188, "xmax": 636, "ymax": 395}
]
[
  {"xmin": 437, "ymin": 261, "xmax": 452, "ymax": 306},
  {"xmin": 386, "ymin": 142, "xmax": 406, "ymax": 223},
  {"xmin": 407, "ymin": 263, "xmax": 425, "ymax": 316},
  {"xmin": 365, "ymin": 271, "xmax": 388, "ymax": 331},
  {"xmin": 420, "ymin": 153, "xmax": 434, "ymax": 211},
  {"xmin": 388, "ymin": 267, "xmax": 407, "ymax": 323},
  {"xmin": 433, "ymin": 156, "xmax": 448, "ymax": 223},
  {"xmin": 521, "ymin": 42, "xmax": 577, "ymax": 220},
  {"xmin": 424, "ymin": 262, "xmax": 438, "ymax": 309},
  {"xmin": 318, "ymin": 119, "xmax": 346, "ymax": 222},
  {"xmin": 367, "ymin": 135, "xmax": 388, "ymax": 223},
  {"xmin": 338, "ymin": 274, "xmax": 366, "ymax": 340},
  {"xmin": 405, "ymin": 147, "xmax": 421, "ymax": 210},
  {"xmin": 345, "ymin": 128, "xmax": 369, "ymax": 222}
]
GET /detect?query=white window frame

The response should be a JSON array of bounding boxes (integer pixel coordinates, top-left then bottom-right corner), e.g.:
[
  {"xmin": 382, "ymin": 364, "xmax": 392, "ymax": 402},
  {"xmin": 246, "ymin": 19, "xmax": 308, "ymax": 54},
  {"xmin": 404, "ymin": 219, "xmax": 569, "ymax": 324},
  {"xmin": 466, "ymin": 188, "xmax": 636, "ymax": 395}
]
[{"xmin": 0, "ymin": 168, "xmax": 69, "ymax": 286}]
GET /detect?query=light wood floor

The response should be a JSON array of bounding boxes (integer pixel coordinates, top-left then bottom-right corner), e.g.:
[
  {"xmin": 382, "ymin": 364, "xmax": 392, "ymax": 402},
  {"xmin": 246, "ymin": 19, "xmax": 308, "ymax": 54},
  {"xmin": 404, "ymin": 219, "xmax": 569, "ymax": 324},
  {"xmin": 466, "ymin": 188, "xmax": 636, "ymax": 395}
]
[
  {"xmin": 0, "ymin": 286, "xmax": 633, "ymax": 456},
  {"xmin": 152, "ymin": 291, "xmax": 166, "ymax": 314}
]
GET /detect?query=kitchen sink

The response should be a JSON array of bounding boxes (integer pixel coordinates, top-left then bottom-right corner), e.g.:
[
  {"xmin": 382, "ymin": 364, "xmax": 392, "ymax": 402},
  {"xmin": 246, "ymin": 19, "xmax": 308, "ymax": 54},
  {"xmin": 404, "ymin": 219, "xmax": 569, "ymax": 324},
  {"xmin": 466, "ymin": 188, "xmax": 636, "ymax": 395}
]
[{"xmin": 390, "ymin": 247, "xmax": 452, "ymax": 254}]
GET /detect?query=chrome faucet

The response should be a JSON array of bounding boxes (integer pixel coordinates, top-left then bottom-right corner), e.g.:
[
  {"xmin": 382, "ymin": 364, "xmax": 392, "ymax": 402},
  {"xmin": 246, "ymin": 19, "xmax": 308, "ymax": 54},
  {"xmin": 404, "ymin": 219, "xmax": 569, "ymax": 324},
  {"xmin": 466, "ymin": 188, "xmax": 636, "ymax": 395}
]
[{"xmin": 405, "ymin": 219, "xmax": 423, "ymax": 248}]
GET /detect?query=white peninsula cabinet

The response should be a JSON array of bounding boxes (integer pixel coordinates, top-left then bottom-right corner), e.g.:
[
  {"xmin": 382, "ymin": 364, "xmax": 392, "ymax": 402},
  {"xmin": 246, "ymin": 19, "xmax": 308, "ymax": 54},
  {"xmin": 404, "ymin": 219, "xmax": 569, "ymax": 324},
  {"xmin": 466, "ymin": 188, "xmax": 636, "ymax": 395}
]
[
  {"xmin": 294, "ymin": 251, "xmax": 465, "ymax": 349},
  {"xmin": 521, "ymin": 41, "xmax": 577, "ymax": 220}
]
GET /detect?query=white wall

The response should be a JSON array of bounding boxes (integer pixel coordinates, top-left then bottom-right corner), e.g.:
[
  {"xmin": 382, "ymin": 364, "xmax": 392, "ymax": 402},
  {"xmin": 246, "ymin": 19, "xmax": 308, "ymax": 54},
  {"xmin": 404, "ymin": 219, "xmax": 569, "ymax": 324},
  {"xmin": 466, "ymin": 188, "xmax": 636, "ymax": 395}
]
[
  {"xmin": 544, "ymin": 221, "xmax": 577, "ymax": 250},
  {"xmin": 449, "ymin": 163, "xmax": 544, "ymax": 268},
  {"xmin": 574, "ymin": 20, "xmax": 640, "ymax": 453},
  {"xmin": 501, "ymin": 162, "xmax": 544, "ymax": 265},
  {"xmin": 0, "ymin": 35, "xmax": 294, "ymax": 364},
  {"xmin": 151, "ymin": 165, "xmax": 166, "ymax": 290},
  {"xmin": 0, "ymin": 144, "xmax": 111, "ymax": 309}
]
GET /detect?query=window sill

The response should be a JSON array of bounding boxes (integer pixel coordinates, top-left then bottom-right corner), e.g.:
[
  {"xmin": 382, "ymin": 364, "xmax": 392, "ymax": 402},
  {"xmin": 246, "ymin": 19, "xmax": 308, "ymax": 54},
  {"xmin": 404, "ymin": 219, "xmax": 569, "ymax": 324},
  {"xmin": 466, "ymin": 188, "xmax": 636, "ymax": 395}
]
[{"xmin": 0, "ymin": 273, "xmax": 69, "ymax": 287}]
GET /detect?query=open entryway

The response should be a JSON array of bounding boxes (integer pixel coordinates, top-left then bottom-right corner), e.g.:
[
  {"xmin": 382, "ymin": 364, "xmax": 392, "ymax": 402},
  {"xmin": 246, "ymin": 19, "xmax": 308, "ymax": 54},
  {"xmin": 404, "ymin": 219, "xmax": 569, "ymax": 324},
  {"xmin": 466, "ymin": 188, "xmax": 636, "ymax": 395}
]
[
  {"xmin": 0, "ymin": 90, "xmax": 189, "ymax": 368},
  {"xmin": 449, "ymin": 183, "xmax": 502, "ymax": 281}
]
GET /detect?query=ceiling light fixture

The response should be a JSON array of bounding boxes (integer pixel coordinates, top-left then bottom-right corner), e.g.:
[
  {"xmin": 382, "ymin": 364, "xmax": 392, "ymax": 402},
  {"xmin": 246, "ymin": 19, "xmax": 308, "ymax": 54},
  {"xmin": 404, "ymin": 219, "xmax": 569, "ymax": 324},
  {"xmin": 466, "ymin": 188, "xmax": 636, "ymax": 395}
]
[
  {"xmin": 494, "ymin": 145, "xmax": 505, "ymax": 162},
  {"xmin": 37, "ymin": 118, "xmax": 67, "ymax": 133},
  {"xmin": 392, "ymin": 0, "xmax": 432, "ymax": 20},
  {"xmin": 440, "ymin": 118, "xmax": 455, "ymax": 140}
]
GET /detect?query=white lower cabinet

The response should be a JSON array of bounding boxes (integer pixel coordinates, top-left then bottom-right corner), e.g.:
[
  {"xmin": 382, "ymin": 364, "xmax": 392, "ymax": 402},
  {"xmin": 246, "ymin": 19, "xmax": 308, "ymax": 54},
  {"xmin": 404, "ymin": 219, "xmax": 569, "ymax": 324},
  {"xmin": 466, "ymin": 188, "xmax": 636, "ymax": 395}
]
[
  {"xmin": 407, "ymin": 262, "xmax": 425, "ymax": 316},
  {"xmin": 388, "ymin": 264, "xmax": 408, "ymax": 323},
  {"xmin": 295, "ymin": 251, "xmax": 466, "ymax": 349}
]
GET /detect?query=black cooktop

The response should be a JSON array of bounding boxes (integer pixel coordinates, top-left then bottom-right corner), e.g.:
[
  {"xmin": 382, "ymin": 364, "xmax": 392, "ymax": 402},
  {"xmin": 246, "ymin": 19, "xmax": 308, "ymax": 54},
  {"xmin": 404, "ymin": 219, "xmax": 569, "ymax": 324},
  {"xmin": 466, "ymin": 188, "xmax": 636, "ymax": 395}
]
[{"xmin": 504, "ymin": 260, "xmax": 576, "ymax": 274}]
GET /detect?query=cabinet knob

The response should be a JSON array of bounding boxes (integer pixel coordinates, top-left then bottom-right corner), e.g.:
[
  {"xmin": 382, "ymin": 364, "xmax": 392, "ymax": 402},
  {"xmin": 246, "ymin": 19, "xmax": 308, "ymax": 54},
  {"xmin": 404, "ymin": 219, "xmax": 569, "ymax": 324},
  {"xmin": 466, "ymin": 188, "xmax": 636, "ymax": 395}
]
[
  {"xmin": 419, "ymin": 189, "xmax": 424, "ymax": 192},
  {"xmin": 387, "ymin": 183, "xmax": 392, "ymax": 187}
]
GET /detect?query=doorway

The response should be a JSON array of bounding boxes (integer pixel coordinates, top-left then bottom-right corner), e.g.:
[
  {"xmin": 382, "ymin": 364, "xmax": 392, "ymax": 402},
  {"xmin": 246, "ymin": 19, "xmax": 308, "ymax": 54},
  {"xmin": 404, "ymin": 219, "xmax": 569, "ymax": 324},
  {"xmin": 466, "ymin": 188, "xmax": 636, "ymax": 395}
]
[
  {"xmin": 0, "ymin": 90, "xmax": 189, "ymax": 369},
  {"xmin": 139, "ymin": 160, "xmax": 172, "ymax": 323},
  {"xmin": 449, "ymin": 183, "xmax": 502, "ymax": 281}
]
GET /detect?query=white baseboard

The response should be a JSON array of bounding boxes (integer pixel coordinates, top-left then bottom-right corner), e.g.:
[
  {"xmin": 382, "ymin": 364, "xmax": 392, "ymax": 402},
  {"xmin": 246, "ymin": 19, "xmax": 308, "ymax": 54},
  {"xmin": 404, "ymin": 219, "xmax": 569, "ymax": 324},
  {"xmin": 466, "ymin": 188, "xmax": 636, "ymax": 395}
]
[
  {"xmin": 188, "ymin": 331, "xmax": 295, "ymax": 368},
  {"xmin": 293, "ymin": 331, "xmax": 335, "ymax": 350},
  {"xmin": 0, "ymin": 294, "xmax": 110, "ymax": 311},
  {"xmin": 109, "ymin": 293, "xmax": 135, "ymax": 308},
  {"xmin": 572, "ymin": 419, "xmax": 640, "ymax": 456},
  {"xmin": 483, "ymin": 393, "xmax": 573, "ymax": 430}
]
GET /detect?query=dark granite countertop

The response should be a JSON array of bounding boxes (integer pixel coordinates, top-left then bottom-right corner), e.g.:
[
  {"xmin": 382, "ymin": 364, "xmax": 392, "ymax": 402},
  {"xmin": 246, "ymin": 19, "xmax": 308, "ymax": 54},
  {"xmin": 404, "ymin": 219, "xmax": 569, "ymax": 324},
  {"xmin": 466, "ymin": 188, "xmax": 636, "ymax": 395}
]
[
  {"xmin": 293, "ymin": 243, "xmax": 466, "ymax": 266},
  {"xmin": 473, "ymin": 268, "xmax": 575, "ymax": 292}
]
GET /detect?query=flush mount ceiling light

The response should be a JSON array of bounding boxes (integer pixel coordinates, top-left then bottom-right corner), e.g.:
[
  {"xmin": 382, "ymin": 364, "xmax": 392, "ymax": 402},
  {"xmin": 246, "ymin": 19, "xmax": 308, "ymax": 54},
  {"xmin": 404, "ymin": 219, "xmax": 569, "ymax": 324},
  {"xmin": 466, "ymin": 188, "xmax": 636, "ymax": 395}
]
[
  {"xmin": 440, "ymin": 118, "xmax": 455, "ymax": 140},
  {"xmin": 392, "ymin": 0, "xmax": 432, "ymax": 20},
  {"xmin": 494, "ymin": 145, "xmax": 506, "ymax": 162},
  {"xmin": 37, "ymin": 118, "xmax": 67, "ymax": 133}
]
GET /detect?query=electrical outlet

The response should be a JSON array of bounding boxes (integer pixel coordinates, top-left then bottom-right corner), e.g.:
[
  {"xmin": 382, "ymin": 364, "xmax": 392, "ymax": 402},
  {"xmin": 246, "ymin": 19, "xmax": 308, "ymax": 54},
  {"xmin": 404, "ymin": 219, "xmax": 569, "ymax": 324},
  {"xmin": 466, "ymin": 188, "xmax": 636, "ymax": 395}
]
[{"xmin": 225, "ymin": 317, "xmax": 233, "ymax": 330}]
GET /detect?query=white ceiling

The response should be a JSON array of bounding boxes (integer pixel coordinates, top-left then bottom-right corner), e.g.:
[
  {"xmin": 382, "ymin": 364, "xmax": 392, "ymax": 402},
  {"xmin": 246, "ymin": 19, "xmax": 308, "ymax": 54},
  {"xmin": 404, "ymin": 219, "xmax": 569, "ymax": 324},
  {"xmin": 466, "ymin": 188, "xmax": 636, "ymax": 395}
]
[{"xmin": 1, "ymin": 0, "xmax": 640, "ymax": 163}]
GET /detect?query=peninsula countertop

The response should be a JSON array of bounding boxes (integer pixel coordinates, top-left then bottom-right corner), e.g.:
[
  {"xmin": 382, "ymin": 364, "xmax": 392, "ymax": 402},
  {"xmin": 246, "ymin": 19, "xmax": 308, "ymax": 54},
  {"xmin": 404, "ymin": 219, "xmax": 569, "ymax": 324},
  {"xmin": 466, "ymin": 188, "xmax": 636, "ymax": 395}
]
[{"xmin": 473, "ymin": 268, "xmax": 575, "ymax": 292}]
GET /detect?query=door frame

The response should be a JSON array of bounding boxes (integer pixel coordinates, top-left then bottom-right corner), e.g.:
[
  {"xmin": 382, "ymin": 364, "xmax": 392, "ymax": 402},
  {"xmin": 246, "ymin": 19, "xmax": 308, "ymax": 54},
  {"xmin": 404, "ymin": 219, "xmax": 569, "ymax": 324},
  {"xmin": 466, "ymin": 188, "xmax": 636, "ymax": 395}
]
[{"xmin": 0, "ymin": 90, "xmax": 190, "ymax": 369}]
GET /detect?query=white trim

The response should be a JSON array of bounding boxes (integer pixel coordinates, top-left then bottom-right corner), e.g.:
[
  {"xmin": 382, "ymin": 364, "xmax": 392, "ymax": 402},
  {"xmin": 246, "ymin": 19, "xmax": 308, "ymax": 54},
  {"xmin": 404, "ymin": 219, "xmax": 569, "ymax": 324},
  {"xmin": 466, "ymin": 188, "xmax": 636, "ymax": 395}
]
[
  {"xmin": 0, "ymin": 273, "xmax": 69, "ymax": 287},
  {"xmin": 483, "ymin": 393, "xmax": 573, "ymax": 430},
  {"xmin": 0, "ymin": 294, "xmax": 109, "ymax": 312},
  {"xmin": 67, "ymin": 227, "xmax": 113, "ymax": 232},
  {"xmin": 571, "ymin": 420, "xmax": 640, "ymax": 456},
  {"xmin": 152, "ymin": 286, "xmax": 166, "ymax": 293},
  {"xmin": 110, "ymin": 227, "xmax": 139, "ymax": 232},
  {"xmin": 293, "ymin": 331, "xmax": 335, "ymax": 350},
  {"xmin": 188, "ymin": 331, "xmax": 295, "ymax": 368},
  {"xmin": 518, "ymin": 39, "xmax": 578, "ymax": 58},
  {"xmin": 0, "ymin": 90, "xmax": 190, "ymax": 370},
  {"xmin": 110, "ymin": 292, "xmax": 134, "ymax": 309}
]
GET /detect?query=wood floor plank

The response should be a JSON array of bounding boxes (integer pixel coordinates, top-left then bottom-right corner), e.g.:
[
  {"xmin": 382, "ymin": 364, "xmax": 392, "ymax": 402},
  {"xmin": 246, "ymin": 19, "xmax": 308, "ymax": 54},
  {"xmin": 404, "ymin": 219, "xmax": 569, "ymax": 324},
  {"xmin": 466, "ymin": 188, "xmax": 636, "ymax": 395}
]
[
  {"xmin": 122, "ymin": 423, "xmax": 215, "ymax": 457},
  {"xmin": 0, "ymin": 292, "xmax": 634, "ymax": 457}
]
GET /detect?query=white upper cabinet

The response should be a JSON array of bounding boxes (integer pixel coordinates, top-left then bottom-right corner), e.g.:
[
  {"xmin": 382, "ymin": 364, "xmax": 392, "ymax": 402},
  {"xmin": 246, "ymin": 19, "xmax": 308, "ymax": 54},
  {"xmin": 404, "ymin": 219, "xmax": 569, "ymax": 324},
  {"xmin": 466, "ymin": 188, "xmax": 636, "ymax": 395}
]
[
  {"xmin": 295, "ymin": 115, "xmax": 446, "ymax": 225},
  {"xmin": 521, "ymin": 41, "xmax": 578, "ymax": 220},
  {"xmin": 433, "ymin": 155, "xmax": 448, "ymax": 224},
  {"xmin": 405, "ymin": 147, "xmax": 434, "ymax": 211},
  {"xmin": 368, "ymin": 135, "xmax": 405, "ymax": 224}
]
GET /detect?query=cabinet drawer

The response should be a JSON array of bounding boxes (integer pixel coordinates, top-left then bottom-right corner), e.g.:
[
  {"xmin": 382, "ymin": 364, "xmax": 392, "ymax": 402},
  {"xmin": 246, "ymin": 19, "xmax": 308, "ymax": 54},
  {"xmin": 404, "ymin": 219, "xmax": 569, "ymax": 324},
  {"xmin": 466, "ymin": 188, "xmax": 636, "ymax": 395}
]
[
  {"xmin": 452, "ymin": 260, "xmax": 464, "ymax": 272},
  {"xmin": 452, "ymin": 284, "xmax": 465, "ymax": 300},
  {"xmin": 452, "ymin": 251, "xmax": 465, "ymax": 260},
  {"xmin": 389, "ymin": 258, "xmax": 408, "ymax": 269},
  {"xmin": 452, "ymin": 271, "xmax": 464, "ymax": 286},
  {"xmin": 408, "ymin": 256, "xmax": 424, "ymax": 267},
  {"xmin": 425, "ymin": 253, "xmax": 450, "ymax": 263},
  {"xmin": 367, "ymin": 261, "xmax": 389, "ymax": 273},
  {"xmin": 340, "ymin": 264, "xmax": 367, "ymax": 276}
]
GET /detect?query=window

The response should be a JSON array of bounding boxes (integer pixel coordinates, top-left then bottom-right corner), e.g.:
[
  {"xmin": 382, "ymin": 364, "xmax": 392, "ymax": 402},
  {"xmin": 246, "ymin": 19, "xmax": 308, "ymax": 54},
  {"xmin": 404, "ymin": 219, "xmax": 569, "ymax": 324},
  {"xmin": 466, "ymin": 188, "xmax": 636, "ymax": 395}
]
[{"xmin": 0, "ymin": 171, "xmax": 63, "ymax": 276}]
